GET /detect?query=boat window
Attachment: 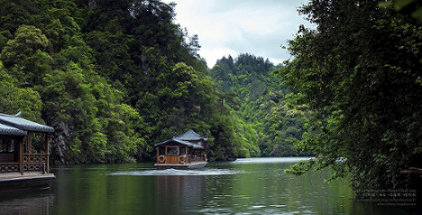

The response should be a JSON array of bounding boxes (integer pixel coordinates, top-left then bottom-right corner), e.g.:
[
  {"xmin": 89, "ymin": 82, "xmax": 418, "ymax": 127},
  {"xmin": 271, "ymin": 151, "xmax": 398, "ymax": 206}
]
[
  {"xmin": 179, "ymin": 146, "xmax": 186, "ymax": 155},
  {"xmin": 0, "ymin": 139, "xmax": 15, "ymax": 153},
  {"xmin": 0, "ymin": 139, "xmax": 5, "ymax": 152},
  {"xmin": 159, "ymin": 147, "xmax": 165, "ymax": 155},
  {"xmin": 8, "ymin": 139, "xmax": 15, "ymax": 152},
  {"xmin": 166, "ymin": 146, "xmax": 179, "ymax": 155},
  {"xmin": 0, "ymin": 139, "xmax": 7, "ymax": 152}
]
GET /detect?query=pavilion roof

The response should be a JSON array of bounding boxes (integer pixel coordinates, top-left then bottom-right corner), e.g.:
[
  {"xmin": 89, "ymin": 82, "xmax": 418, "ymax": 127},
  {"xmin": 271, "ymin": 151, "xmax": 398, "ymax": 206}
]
[
  {"xmin": 0, "ymin": 123, "xmax": 27, "ymax": 136},
  {"xmin": 0, "ymin": 113, "xmax": 54, "ymax": 133}
]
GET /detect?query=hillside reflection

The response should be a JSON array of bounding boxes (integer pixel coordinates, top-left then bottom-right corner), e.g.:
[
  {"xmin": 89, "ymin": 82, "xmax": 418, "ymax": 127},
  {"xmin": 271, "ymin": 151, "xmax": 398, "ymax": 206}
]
[
  {"xmin": 0, "ymin": 192, "xmax": 52, "ymax": 215},
  {"xmin": 156, "ymin": 175, "xmax": 207, "ymax": 213}
]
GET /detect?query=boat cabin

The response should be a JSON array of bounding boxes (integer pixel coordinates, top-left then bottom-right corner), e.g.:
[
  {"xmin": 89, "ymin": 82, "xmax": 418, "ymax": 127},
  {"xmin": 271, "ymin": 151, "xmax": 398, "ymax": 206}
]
[
  {"xmin": 154, "ymin": 130, "xmax": 208, "ymax": 169},
  {"xmin": 0, "ymin": 112, "xmax": 54, "ymax": 179}
]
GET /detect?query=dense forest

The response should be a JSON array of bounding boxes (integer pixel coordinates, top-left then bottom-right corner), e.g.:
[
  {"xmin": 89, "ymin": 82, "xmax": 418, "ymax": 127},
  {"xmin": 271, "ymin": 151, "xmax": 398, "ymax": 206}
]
[
  {"xmin": 283, "ymin": 0, "xmax": 422, "ymax": 192},
  {"xmin": 210, "ymin": 54, "xmax": 312, "ymax": 157},
  {"xmin": 0, "ymin": 0, "xmax": 308, "ymax": 164},
  {"xmin": 0, "ymin": 0, "xmax": 420, "ymax": 195},
  {"xmin": 0, "ymin": 0, "xmax": 245, "ymax": 163}
]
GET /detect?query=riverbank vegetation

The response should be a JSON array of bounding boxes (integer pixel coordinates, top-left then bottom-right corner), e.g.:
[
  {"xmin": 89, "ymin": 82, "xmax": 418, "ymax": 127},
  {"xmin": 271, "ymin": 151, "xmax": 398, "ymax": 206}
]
[{"xmin": 282, "ymin": 0, "xmax": 422, "ymax": 192}]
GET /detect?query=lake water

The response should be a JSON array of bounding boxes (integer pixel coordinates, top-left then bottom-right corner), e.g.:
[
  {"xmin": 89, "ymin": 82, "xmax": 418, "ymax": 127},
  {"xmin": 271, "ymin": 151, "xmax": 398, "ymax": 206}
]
[{"xmin": 0, "ymin": 157, "xmax": 416, "ymax": 214}]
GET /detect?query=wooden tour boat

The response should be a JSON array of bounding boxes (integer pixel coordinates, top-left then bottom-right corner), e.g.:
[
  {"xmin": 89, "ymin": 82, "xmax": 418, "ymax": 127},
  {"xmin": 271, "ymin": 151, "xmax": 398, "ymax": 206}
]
[
  {"xmin": 0, "ymin": 112, "xmax": 55, "ymax": 191},
  {"xmin": 154, "ymin": 130, "xmax": 208, "ymax": 169}
]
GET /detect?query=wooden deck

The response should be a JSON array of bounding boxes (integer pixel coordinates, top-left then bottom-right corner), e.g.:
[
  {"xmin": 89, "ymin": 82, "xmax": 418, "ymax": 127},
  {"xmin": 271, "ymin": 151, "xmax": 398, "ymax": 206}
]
[{"xmin": 0, "ymin": 172, "xmax": 55, "ymax": 192}]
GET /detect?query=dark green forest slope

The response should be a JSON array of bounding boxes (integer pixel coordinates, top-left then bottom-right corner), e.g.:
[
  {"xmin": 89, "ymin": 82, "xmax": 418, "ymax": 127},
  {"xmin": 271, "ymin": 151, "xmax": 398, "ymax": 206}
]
[
  {"xmin": 0, "ymin": 0, "xmax": 242, "ymax": 163},
  {"xmin": 211, "ymin": 54, "xmax": 312, "ymax": 157}
]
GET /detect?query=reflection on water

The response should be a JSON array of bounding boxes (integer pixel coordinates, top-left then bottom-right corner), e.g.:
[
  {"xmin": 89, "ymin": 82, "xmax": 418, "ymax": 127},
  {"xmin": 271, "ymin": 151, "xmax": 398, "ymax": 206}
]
[
  {"xmin": 110, "ymin": 168, "xmax": 243, "ymax": 176},
  {"xmin": 0, "ymin": 158, "xmax": 416, "ymax": 215},
  {"xmin": 0, "ymin": 192, "xmax": 52, "ymax": 215},
  {"xmin": 156, "ymin": 176, "xmax": 207, "ymax": 214},
  {"xmin": 232, "ymin": 157, "xmax": 313, "ymax": 164}
]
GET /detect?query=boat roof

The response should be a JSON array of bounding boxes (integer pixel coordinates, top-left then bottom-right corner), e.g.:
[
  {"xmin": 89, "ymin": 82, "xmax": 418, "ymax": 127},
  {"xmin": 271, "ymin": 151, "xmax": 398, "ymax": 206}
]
[
  {"xmin": 154, "ymin": 137, "xmax": 204, "ymax": 149},
  {"xmin": 0, "ymin": 113, "xmax": 54, "ymax": 133},
  {"xmin": 176, "ymin": 129, "xmax": 208, "ymax": 141}
]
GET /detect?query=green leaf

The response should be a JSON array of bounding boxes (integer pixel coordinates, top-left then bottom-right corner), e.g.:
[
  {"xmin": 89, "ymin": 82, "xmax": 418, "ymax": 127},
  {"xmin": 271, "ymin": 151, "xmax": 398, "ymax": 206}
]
[
  {"xmin": 393, "ymin": 0, "xmax": 414, "ymax": 11},
  {"xmin": 378, "ymin": 1, "xmax": 392, "ymax": 8},
  {"xmin": 411, "ymin": 8, "xmax": 422, "ymax": 21}
]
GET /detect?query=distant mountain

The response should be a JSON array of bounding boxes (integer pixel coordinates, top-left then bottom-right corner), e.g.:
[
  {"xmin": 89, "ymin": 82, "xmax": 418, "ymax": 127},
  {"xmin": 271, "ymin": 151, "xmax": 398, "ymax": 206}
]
[{"xmin": 211, "ymin": 54, "xmax": 312, "ymax": 157}]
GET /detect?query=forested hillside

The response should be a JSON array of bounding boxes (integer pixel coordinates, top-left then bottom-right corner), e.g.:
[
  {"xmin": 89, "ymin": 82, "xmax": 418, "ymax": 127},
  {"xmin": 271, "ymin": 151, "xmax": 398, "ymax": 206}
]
[
  {"xmin": 211, "ymin": 54, "xmax": 312, "ymax": 157},
  {"xmin": 0, "ymin": 0, "xmax": 241, "ymax": 163}
]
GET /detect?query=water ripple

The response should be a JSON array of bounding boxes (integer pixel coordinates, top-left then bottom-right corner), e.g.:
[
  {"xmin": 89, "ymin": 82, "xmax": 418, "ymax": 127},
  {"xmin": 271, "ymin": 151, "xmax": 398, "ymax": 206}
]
[
  {"xmin": 109, "ymin": 168, "xmax": 243, "ymax": 176},
  {"xmin": 232, "ymin": 157, "xmax": 314, "ymax": 164}
]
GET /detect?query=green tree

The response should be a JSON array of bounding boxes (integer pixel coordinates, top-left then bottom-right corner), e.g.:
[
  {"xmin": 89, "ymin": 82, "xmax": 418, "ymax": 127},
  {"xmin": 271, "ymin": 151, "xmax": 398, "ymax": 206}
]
[
  {"xmin": 0, "ymin": 61, "xmax": 42, "ymax": 121},
  {"xmin": 0, "ymin": 0, "xmax": 241, "ymax": 163},
  {"xmin": 0, "ymin": 25, "xmax": 49, "ymax": 66},
  {"xmin": 281, "ymin": 0, "xmax": 422, "ymax": 192},
  {"xmin": 211, "ymin": 54, "xmax": 310, "ymax": 158}
]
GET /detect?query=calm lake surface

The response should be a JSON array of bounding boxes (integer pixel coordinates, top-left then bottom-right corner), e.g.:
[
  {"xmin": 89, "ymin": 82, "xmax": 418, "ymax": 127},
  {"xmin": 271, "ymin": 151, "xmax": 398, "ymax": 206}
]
[{"xmin": 0, "ymin": 157, "xmax": 416, "ymax": 214}]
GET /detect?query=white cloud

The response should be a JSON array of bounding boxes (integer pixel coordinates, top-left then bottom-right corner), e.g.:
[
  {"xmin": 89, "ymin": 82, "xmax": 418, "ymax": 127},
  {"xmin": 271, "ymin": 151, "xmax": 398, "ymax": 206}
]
[{"xmin": 163, "ymin": 0, "xmax": 312, "ymax": 67}]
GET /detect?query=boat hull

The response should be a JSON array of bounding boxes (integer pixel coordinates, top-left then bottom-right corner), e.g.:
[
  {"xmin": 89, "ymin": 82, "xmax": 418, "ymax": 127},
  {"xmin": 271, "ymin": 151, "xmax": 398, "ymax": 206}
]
[{"xmin": 154, "ymin": 161, "xmax": 207, "ymax": 169}]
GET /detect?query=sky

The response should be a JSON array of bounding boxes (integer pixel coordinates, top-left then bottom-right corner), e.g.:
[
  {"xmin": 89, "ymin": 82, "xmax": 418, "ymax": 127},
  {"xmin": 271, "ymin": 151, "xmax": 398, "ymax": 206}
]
[{"xmin": 162, "ymin": 0, "xmax": 313, "ymax": 68}]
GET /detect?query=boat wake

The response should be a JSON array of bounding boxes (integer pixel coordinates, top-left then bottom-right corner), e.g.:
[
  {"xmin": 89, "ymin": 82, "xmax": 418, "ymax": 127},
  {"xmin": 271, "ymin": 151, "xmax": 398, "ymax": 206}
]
[
  {"xmin": 232, "ymin": 157, "xmax": 314, "ymax": 164},
  {"xmin": 109, "ymin": 168, "xmax": 242, "ymax": 176}
]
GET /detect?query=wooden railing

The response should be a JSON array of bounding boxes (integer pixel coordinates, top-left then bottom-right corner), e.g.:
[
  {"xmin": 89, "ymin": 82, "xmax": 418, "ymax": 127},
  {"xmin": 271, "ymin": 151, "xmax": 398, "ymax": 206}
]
[
  {"xmin": 189, "ymin": 154, "xmax": 206, "ymax": 162},
  {"xmin": 23, "ymin": 153, "xmax": 47, "ymax": 172},
  {"xmin": 0, "ymin": 163, "xmax": 19, "ymax": 173},
  {"xmin": 0, "ymin": 153, "xmax": 48, "ymax": 173},
  {"xmin": 156, "ymin": 154, "xmax": 207, "ymax": 165},
  {"xmin": 156, "ymin": 155, "xmax": 192, "ymax": 164}
]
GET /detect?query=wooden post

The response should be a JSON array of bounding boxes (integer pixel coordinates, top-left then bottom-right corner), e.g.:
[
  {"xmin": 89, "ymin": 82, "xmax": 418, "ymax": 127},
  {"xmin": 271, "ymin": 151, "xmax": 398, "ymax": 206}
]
[
  {"xmin": 27, "ymin": 132, "xmax": 31, "ymax": 154},
  {"xmin": 165, "ymin": 146, "xmax": 168, "ymax": 164},
  {"xmin": 184, "ymin": 147, "xmax": 188, "ymax": 163},
  {"xmin": 19, "ymin": 137, "xmax": 23, "ymax": 175},
  {"xmin": 44, "ymin": 133, "xmax": 49, "ymax": 173},
  {"xmin": 156, "ymin": 147, "xmax": 159, "ymax": 163},
  {"xmin": 204, "ymin": 141, "xmax": 207, "ymax": 161}
]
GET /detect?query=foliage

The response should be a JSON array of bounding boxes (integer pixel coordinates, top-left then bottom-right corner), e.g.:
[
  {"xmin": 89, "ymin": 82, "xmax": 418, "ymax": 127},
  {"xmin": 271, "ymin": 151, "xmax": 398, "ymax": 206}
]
[
  {"xmin": 380, "ymin": 0, "xmax": 422, "ymax": 22},
  {"xmin": 211, "ymin": 54, "xmax": 312, "ymax": 157},
  {"xmin": 0, "ymin": 0, "xmax": 239, "ymax": 163},
  {"xmin": 281, "ymin": 0, "xmax": 422, "ymax": 191},
  {"xmin": 0, "ymin": 61, "xmax": 42, "ymax": 121}
]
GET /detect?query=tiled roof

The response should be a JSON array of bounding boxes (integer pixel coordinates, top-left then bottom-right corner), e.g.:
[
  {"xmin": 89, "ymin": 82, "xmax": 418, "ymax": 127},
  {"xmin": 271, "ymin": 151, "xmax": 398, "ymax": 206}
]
[
  {"xmin": 154, "ymin": 137, "xmax": 204, "ymax": 149},
  {"xmin": 177, "ymin": 129, "xmax": 208, "ymax": 141},
  {"xmin": 0, "ymin": 113, "xmax": 54, "ymax": 133},
  {"xmin": 0, "ymin": 123, "xmax": 27, "ymax": 136}
]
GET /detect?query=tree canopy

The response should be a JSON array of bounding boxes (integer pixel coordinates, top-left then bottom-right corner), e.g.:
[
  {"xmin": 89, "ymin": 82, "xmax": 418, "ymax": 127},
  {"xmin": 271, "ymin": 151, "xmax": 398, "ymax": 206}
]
[
  {"xmin": 0, "ymin": 0, "xmax": 240, "ymax": 163},
  {"xmin": 281, "ymin": 0, "xmax": 422, "ymax": 191},
  {"xmin": 211, "ymin": 54, "xmax": 312, "ymax": 158}
]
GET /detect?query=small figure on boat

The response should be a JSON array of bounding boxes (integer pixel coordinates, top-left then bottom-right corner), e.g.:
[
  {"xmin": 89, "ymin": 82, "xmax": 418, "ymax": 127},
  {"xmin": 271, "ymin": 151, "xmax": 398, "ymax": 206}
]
[{"xmin": 154, "ymin": 130, "xmax": 208, "ymax": 169}]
